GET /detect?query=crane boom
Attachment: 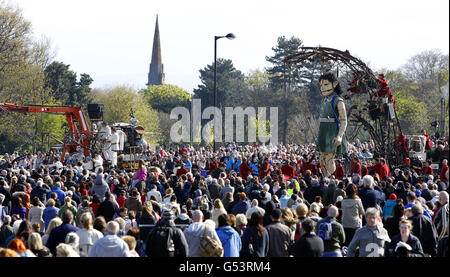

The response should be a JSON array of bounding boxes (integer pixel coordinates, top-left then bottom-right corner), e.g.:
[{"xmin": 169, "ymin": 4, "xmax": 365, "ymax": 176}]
[{"xmin": 0, "ymin": 103, "xmax": 92, "ymax": 162}]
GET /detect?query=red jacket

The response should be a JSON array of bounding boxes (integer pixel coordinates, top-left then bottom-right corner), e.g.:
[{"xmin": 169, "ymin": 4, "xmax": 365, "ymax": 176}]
[
  {"xmin": 176, "ymin": 167, "xmax": 188, "ymax": 177},
  {"xmin": 440, "ymin": 165, "xmax": 449, "ymax": 182},
  {"xmin": 239, "ymin": 162, "xmax": 252, "ymax": 181},
  {"xmin": 377, "ymin": 78, "xmax": 393, "ymax": 101},
  {"xmin": 362, "ymin": 166, "xmax": 368, "ymax": 177},
  {"xmin": 416, "ymin": 166, "xmax": 433, "ymax": 176},
  {"xmin": 367, "ymin": 163, "xmax": 388, "ymax": 180},
  {"xmin": 333, "ymin": 164, "xmax": 345, "ymax": 180},
  {"xmin": 281, "ymin": 164, "xmax": 296, "ymax": 180},
  {"xmin": 382, "ymin": 164, "xmax": 391, "ymax": 179},
  {"xmin": 116, "ymin": 196, "xmax": 126, "ymax": 208},
  {"xmin": 89, "ymin": 203, "xmax": 100, "ymax": 215},
  {"xmin": 209, "ymin": 161, "xmax": 219, "ymax": 173},
  {"xmin": 259, "ymin": 162, "xmax": 271, "ymax": 178},
  {"xmin": 350, "ymin": 161, "xmax": 362, "ymax": 176}
]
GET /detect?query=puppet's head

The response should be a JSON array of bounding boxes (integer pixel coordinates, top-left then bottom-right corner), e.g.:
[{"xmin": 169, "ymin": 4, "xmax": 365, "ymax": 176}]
[{"xmin": 319, "ymin": 72, "xmax": 342, "ymax": 97}]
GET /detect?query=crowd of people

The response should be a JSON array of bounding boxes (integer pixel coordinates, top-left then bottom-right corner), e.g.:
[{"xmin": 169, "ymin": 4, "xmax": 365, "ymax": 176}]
[{"xmin": 0, "ymin": 138, "xmax": 448, "ymax": 258}]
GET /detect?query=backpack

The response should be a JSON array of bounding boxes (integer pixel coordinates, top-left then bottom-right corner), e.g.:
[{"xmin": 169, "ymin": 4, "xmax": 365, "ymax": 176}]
[
  {"xmin": 318, "ymin": 219, "xmax": 336, "ymax": 241},
  {"xmin": 199, "ymin": 224, "xmax": 224, "ymax": 257},
  {"xmin": 145, "ymin": 226, "xmax": 175, "ymax": 257},
  {"xmin": 294, "ymin": 221, "xmax": 303, "ymax": 240}
]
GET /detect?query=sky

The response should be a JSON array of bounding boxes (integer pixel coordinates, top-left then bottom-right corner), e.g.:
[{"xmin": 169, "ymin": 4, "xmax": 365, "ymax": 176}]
[{"xmin": 10, "ymin": 0, "xmax": 450, "ymax": 92}]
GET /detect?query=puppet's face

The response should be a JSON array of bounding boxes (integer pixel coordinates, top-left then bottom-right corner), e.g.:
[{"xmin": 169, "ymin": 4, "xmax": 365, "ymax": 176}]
[{"xmin": 319, "ymin": 79, "xmax": 337, "ymax": 97}]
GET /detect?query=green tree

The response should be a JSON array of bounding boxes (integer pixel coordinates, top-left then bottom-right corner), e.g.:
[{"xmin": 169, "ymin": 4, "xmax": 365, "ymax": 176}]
[
  {"xmin": 44, "ymin": 61, "xmax": 93, "ymax": 108},
  {"xmin": 265, "ymin": 36, "xmax": 304, "ymax": 90},
  {"xmin": 139, "ymin": 84, "xmax": 191, "ymax": 114},
  {"xmin": 395, "ymin": 94, "xmax": 428, "ymax": 134},
  {"xmin": 385, "ymin": 70, "xmax": 428, "ymax": 134},
  {"xmin": 193, "ymin": 58, "xmax": 245, "ymax": 109},
  {"xmin": 0, "ymin": 3, "xmax": 55, "ymax": 153},
  {"xmin": 265, "ymin": 36, "xmax": 319, "ymax": 144}
]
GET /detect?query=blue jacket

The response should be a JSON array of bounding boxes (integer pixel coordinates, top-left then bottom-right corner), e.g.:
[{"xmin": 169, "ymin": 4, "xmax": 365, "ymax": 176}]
[
  {"xmin": 232, "ymin": 200, "xmax": 250, "ymax": 215},
  {"xmin": 43, "ymin": 206, "xmax": 59, "ymax": 230},
  {"xmin": 382, "ymin": 199, "xmax": 397, "ymax": 219},
  {"xmin": 280, "ymin": 194, "xmax": 291, "ymax": 209},
  {"xmin": 234, "ymin": 161, "xmax": 242, "ymax": 173},
  {"xmin": 405, "ymin": 203, "xmax": 432, "ymax": 220},
  {"xmin": 250, "ymin": 163, "xmax": 259, "ymax": 175},
  {"xmin": 48, "ymin": 187, "xmax": 66, "ymax": 205},
  {"xmin": 360, "ymin": 187, "xmax": 385, "ymax": 210},
  {"xmin": 225, "ymin": 157, "xmax": 235, "ymax": 171},
  {"xmin": 46, "ymin": 223, "xmax": 79, "ymax": 255},
  {"xmin": 216, "ymin": 226, "xmax": 242, "ymax": 257}
]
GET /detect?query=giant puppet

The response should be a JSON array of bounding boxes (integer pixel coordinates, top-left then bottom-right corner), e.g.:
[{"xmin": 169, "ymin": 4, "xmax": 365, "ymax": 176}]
[{"xmin": 317, "ymin": 72, "xmax": 347, "ymax": 177}]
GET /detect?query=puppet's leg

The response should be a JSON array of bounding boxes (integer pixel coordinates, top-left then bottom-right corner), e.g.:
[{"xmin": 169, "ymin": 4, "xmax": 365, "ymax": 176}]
[{"xmin": 320, "ymin": 152, "xmax": 336, "ymax": 177}]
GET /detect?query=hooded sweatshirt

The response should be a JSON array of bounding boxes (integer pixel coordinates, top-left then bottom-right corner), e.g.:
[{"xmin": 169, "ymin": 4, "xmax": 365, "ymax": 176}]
[
  {"xmin": 216, "ymin": 226, "xmax": 242, "ymax": 257},
  {"xmin": 88, "ymin": 234, "xmax": 131, "ymax": 257},
  {"xmin": 93, "ymin": 174, "xmax": 109, "ymax": 202},
  {"xmin": 246, "ymin": 199, "xmax": 266, "ymax": 219}
]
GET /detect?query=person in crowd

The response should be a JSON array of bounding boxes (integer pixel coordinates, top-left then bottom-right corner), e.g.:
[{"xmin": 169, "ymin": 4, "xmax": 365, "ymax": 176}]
[
  {"xmin": 124, "ymin": 189, "xmax": 143, "ymax": 218},
  {"xmin": 46, "ymin": 210, "xmax": 79, "ymax": 255},
  {"xmin": 55, "ymin": 243, "xmax": 80, "ymax": 257},
  {"xmin": 235, "ymin": 213, "xmax": 248, "ymax": 236},
  {"xmin": 240, "ymin": 212, "xmax": 269, "ymax": 257},
  {"xmin": 7, "ymin": 237, "xmax": 35, "ymax": 257},
  {"xmin": 384, "ymin": 201, "xmax": 406, "ymax": 239},
  {"xmin": 408, "ymin": 205, "xmax": 438, "ymax": 256},
  {"xmin": 75, "ymin": 212, "xmax": 103, "ymax": 257},
  {"xmin": 340, "ymin": 183, "xmax": 365, "ymax": 246},
  {"xmin": 58, "ymin": 196, "xmax": 78, "ymax": 219},
  {"xmin": 75, "ymin": 199, "xmax": 95, "ymax": 228},
  {"xmin": 174, "ymin": 208, "xmax": 192, "ymax": 225},
  {"xmin": 145, "ymin": 209, "xmax": 188, "ymax": 257},
  {"xmin": 347, "ymin": 208, "xmax": 391, "ymax": 257},
  {"xmin": 216, "ymin": 213, "xmax": 242, "ymax": 257},
  {"xmin": 88, "ymin": 221, "xmax": 131, "ymax": 257},
  {"xmin": 385, "ymin": 219, "xmax": 424, "ymax": 257},
  {"xmin": 183, "ymin": 210, "xmax": 221, "ymax": 257},
  {"xmin": 211, "ymin": 199, "xmax": 227, "ymax": 227},
  {"xmin": 27, "ymin": 232, "xmax": 52, "ymax": 257},
  {"xmin": 42, "ymin": 199, "xmax": 59, "ymax": 231},
  {"xmin": 0, "ymin": 215, "xmax": 14, "ymax": 248},
  {"xmin": 266, "ymin": 208, "xmax": 293, "ymax": 257},
  {"xmin": 122, "ymin": 235, "xmax": 139, "ymax": 257},
  {"xmin": 289, "ymin": 218, "xmax": 324, "ymax": 257},
  {"xmin": 232, "ymin": 192, "xmax": 250, "ymax": 215},
  {"xmin": 96, "ymin": 191, "xmax": 118, "ymax": 223},
  {"xmin": 27, "ymin": 197, "xmax": 45, "ymax": 233},
  {"xmin": 315, "ymin": 205, "xmax": 345, "ymax": 257}
]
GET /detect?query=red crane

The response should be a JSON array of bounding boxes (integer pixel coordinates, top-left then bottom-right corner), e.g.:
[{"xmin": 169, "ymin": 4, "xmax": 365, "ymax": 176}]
[{"xmin": 0, "ymin": 103, "xmax": 92, "ymax": 162}]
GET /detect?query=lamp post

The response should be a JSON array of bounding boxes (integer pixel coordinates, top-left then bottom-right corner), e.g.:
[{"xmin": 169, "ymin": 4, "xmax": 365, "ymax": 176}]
[{"xmin": 213, "ymin": 33, "xmax": 235, "ymax": 152}]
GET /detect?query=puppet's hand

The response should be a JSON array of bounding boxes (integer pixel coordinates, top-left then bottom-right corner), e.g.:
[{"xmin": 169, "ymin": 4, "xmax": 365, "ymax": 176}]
[{"xmin": 333, "ymin": 136, "xmax": 342, "ymax": 147}]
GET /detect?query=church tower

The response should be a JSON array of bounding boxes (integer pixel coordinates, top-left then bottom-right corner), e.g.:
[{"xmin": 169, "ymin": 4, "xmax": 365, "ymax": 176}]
[{"xmin": 147, "ymin": 15, "xmax": 165, "ymax": 86}]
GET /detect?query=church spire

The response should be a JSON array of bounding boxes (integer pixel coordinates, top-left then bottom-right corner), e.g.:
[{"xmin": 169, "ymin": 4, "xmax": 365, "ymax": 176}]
[{"xmin": 147, "ymin": 15, "xmax": 164, "ymax": 86}]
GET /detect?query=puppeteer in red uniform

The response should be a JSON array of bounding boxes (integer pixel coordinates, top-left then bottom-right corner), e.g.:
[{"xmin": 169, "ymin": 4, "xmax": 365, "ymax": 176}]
[{"xmin": 376, "ymin": 74, "xmax": 395, "ymax": 110}]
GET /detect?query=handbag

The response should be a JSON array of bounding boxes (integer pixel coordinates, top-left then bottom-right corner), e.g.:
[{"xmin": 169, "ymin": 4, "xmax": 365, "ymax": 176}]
[{"xmin": 199, "ymin": 224, "xmax": 224, "ymax": 257}]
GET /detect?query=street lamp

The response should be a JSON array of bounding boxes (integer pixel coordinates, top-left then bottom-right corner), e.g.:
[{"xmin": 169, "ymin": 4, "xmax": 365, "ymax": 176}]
[{"xmin": 213, "ymin": 33, "xmax": 235, "ymax": 152}]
